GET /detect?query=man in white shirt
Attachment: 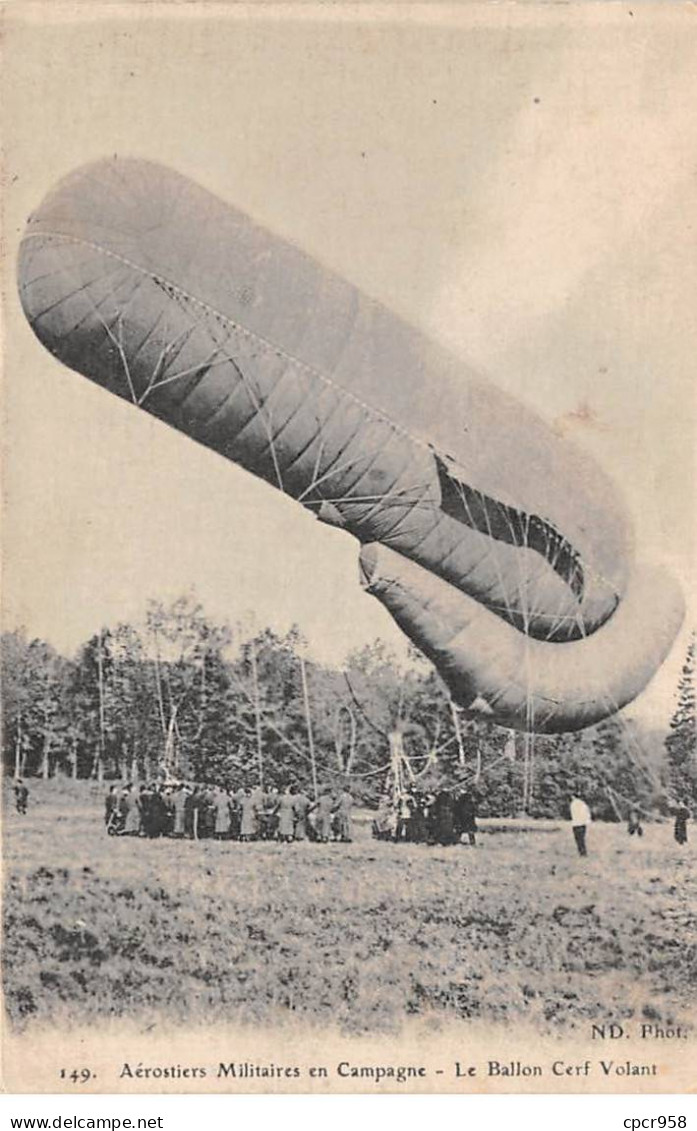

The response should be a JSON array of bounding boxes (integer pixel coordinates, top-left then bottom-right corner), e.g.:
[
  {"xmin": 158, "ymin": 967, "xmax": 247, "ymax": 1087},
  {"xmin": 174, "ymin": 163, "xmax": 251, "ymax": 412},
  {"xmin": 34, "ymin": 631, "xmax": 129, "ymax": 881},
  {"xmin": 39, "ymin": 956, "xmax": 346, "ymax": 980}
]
[{"xmin": 569, "ymin": 795, "xmax": 591, "ymax": 856}]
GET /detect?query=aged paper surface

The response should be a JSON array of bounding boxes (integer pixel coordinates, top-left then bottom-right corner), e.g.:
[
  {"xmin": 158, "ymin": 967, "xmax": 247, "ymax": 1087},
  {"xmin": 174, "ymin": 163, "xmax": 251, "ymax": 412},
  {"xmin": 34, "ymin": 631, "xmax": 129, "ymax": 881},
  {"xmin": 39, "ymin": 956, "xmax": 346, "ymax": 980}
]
[{"xmin": 2, "ymin": 0, "xmax": 695, "ymax": 1095}]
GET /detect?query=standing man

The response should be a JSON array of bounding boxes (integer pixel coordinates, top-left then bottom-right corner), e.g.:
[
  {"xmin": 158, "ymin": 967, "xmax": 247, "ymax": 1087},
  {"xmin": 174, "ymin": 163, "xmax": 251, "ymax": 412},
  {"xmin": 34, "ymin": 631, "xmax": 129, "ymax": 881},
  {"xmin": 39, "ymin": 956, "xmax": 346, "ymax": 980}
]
[
  {"xmin": 454, "ymin": 788, "xmax": 478, "ymax": 846},
  {"xmin": 627, "ymin": 807, "xmax": 643, "ymax": 837},
  {"xmin": 240, "ymin": 787, "xmax": 258, "ymax": 841},
  {"xmin": 315, "ymin": 790, "xmax": 334, "ymax": 843},
  {"xmin": 139, "ymin": 783, "xmax": 155, "ymax": 837},
  {"xmin": 214, "ymin": 786, "xmax": 232, "ymax": 840},
  {"xmin": 432, "ymin": 789, "xmax": 457, "ymax": 846},
  {"xmin": 335, "ymin": 787, "xmax": 354, "ymax": 843},
  {"xmin": 122, "ymin": 784, "xmax": 142, "ymax": 836},
  {"xmin": 395, "ymin": 791, "xmax": 412, "ymax": 843},
  {"xmin": 172, "ymin": 783, "xmax": 187, "ymax": 838},
  {"xmin": 231, "ymin": 784, "xmax": 245, "ymax": 840},
  {"xmin": 186, "ymin": 785, "xmax": 202, "ymax": 840},
  {"xmin": 262, "ymin": 786, "xmax": 280, "ymax": 840},
  {"xmin": 292, "ymin": 787, "xmax": 312, "ymax": 841},
  {"xmin": 161, "ymin": 785, "xmax": 175, "ymax": 836},
  {"xmin": 277, "ymin": 785, "xmax": 296, "ymax": 843},
  {"xmin": 14, "ymin": 779, "xmax": 29, "ymax": 816},
  {"xmin": 673, "ymin": 800, "xmax": 690, "ymax": 846},
  {"xmin": 104, "ymin": 784, "xmax": 119, "ymax": 830},
  {"xmin": 570, "ymin": 794, "xmax": 591, "ymax": 856}
]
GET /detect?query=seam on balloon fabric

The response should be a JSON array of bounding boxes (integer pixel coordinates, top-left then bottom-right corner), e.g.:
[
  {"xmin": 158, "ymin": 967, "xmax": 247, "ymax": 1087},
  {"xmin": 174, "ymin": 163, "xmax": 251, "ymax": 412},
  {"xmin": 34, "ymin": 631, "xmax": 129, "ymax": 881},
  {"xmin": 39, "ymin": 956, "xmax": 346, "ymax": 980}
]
[{"xmin": 21, "ymin": 228, "xmax": 619, "ymax": 604}]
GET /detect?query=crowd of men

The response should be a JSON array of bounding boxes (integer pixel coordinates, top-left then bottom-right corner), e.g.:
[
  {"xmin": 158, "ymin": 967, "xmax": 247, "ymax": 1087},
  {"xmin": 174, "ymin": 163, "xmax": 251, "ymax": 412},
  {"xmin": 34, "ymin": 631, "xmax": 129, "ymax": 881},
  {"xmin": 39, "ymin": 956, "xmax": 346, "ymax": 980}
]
[
  {"xmin": 104, "ymin": 781, "xmax": 354, "ymax": 842},
  {"xmin": 372, "ymin": 787, "xmax": 479, "ymax": 846}
]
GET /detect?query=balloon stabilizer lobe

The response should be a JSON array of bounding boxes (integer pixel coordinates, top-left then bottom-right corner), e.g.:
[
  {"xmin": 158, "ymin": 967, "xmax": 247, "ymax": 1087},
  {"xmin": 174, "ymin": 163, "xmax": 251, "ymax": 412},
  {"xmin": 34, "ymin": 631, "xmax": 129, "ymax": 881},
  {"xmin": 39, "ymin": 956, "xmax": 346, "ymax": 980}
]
[
  {"xmin": 359, "ymin": 543, "xmax": 684, "ymax": 733},
  {"xmin": 16, "ymin": 158, "xmax": 684, "ymax": 731}
]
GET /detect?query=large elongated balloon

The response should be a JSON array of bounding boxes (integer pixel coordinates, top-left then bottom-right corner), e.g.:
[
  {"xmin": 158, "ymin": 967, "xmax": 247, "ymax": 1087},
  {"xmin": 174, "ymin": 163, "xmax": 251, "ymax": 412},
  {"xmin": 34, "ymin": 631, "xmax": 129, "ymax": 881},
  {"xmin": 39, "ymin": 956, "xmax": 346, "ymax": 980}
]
[{"xmin": 17, "ymin": 158, "xmax": 683, "ymax": 730}]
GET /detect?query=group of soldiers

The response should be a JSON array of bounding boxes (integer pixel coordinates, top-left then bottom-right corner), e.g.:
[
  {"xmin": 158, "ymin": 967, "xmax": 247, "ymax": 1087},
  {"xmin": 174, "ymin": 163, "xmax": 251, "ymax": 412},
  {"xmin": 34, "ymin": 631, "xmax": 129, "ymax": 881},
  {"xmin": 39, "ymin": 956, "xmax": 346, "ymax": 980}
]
[
  {"xmin": 104, "ymin": 781, "xmax": 354, "ymax": 843},
  {"xmin": 372, "ymin": 786, "xmax": 479, "ymax": 846}
]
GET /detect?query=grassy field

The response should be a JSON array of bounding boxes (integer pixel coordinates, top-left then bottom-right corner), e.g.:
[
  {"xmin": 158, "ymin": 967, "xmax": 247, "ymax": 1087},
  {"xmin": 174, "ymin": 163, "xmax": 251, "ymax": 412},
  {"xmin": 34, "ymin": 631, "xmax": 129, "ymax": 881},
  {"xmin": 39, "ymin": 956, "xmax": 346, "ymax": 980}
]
[{"xmin": 3, "ymin": 780, "xmax": 696, "ymax": 1037}]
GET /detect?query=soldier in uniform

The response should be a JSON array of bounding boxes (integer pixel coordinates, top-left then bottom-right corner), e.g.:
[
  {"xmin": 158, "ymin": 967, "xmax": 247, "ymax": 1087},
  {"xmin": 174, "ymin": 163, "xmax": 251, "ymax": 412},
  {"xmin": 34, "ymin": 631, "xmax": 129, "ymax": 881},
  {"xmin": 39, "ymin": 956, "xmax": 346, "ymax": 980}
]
[
  {"xmin": 160, "ymin": 785, "xmax": 175, "ymax": 836},
  {"xmin": 104, "ymin": 784, "xmax": 119, "ymax": 831},
  {"xmin": 214, "ymin": 786, "xmax": 232, "ymax": 839},
  {"xmin": 408, "ymin": 790, "xmax": 429, "ymax": 844},
  {"xmin": 395, "ymin": 791, "xmax": 412, "ymax": 842},
  {"xmin": 185, "ymin": 785, "xmax": 203, "ymax": 839},
  {"xmin": 431, "ymin": 789, "xmax": 457, "ymax": 845},
  {"xmin": 122, "ymin": 784, "xmax": 142, "ymax": 836},
  {"xmin": 334, "ymin": 788, "xmax": 354, "ymax": 843},
  {"xmin": 172, "ymin": 783, "xmax": 188, "ymax": 837},
  {"xmin": 260, "ymin": 787, "xmax": 280, "ymax": 840},
  {"xmin": 372, "ymin": 794, "xmax": 396, "ymax": 841},
  {"xmin": 14, "ymin": 779, "xmax": 29, "ymax": 816},
  {"xmin": 230, "ymin": 785, "xmax": 245, "ymax": 840},
  {"xmin": 277, "ymin": 785, "xmax": 296, "ymax": 843},
  {"xmin": 139, "ymin": 783, "xmax": 156, "ymax": 837},
  {"xmin": 240, "ymin": 787, "xmax": 258, "ymax": 841},
  {"xmin": 199, "ymin": 786, "xmax": 217, "ymax": 839},
  {"xmin": 315, "ymin": 790, "xmax": 335, "ymax": 843},
  {"xmin": 454, "ymin": 789, "xmax": 478, "ymax": 846},
  {"xmin": 627, "ymin": 807, "xmax": 643, "ymax": 837},
  {"xmin": 673, "ymin": 800, "xmax": 690, "ymax": 846},
  {"xmin": 292, "ymin": 788, "xmax": 312, "ymax": 841}
]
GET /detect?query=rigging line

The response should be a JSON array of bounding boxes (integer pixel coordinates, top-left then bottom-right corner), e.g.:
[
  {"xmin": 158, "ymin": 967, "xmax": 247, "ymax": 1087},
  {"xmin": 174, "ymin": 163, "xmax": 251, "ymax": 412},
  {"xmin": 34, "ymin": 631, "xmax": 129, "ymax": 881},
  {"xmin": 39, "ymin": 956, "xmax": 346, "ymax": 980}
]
[
  {"xmin": 59, "ymin": 271, "xmax": 138, "ymax": 403},
  {"xmin": 451, "ymin": 476, "xmax": 518, "ymax": 625},
  {"xmin": 227, "ymin": 664, "xmax": 390, "ymax": 778},
  {"xmin": 336, "ymin": 428, "xmax": 416, "ymax": 528},
  {"xmin": 146, "ymin": 307, "xmax": 240, "ymax": 394},
  {"xmin": 219, "ymin": 352, "xmax": 286, "ymax": 493},
  {"xmin": 541, "ymin": 575, "xmax": 581, "ymax": 643},
  {"xmin": 41, "ymin": 233, "xmax": 514, "ymax": 534},
  {"xmin": 297, "ymin": 448, "xmax": 377, "ymax": 503},
  {"xmin": 92, "ymin": 302, "xmax": 138, "ymax": 405},
  {"xmin": 341, "ymin": 759, "xmax": 393, "ymax": 779},
  {"xmin": 396, "ymin": 669, "xmax": 410, "ymax": 726},
  {"xmin": 579, "ymin": 605, "xmax": 658, "ymax": 787},
  {"xmin": 307, "ymin": 437, "xmax": 326, "ymax": 500},
  {"xmin": 140, "ymin": 349, "xmax": 229, "ymax": 399},
  {"xmin": 603, "ymin": 780, "xmax": 656, "ymax": 820},
  {"xmin": 597, "ymin": 689, "xmax": 661, "ymax": 790},
  {"xmin": 281, "ymin": 390, "xmax": 347, "ymax": 480},
  {"xmin": 343, "ymin": 673, "xmax": 391, "ymax": 741},
  {"xmin": 30, "ymin": 230, "xmax": 623, "ymax": 604},
  {"xmin": 423, "ymin": 732, "xmax": 458, "ymax": 761},
  {"xmin": 300, "ymin": 414, "xmax": 384, "ymax": 494},
  {"xmin": 250, "ymin": 368, "xmax": 317, "ymax": 459},
  {"xmin": 542, "ymin": 525, "xmax": 589, "ymax": 643},
  {"xmin": 137, "ymin": 319, "xmax": 205, "ymax": 405},
  {"xmin": 309, "ymin": 486, "xmax": 426, "ymax": 510}
]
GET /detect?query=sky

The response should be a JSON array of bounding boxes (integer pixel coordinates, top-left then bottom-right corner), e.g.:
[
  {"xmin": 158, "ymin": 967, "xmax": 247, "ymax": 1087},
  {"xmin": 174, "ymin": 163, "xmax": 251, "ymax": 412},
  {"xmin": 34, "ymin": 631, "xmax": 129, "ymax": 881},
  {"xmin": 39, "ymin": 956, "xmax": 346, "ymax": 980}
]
[{"xmin": 2, "ymin": 2, "xmax": 695, "ymax": 731}]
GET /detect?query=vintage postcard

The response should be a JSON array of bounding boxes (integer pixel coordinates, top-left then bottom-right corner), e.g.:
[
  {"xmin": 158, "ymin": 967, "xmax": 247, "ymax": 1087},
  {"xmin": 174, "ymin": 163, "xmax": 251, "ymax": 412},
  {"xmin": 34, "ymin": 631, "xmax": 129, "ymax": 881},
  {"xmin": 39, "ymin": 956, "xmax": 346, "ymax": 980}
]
[{"xmin": 1, "ymin": 0, "xmax": 695, "ymax": 1096}]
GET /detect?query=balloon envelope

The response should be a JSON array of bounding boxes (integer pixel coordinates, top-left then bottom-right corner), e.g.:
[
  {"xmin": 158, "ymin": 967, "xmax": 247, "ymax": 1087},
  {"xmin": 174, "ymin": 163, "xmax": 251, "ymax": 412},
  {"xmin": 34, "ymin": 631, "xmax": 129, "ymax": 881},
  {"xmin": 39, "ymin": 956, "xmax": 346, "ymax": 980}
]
[{"xmin": 16, "ymin": 158, "xmax": 684, "ymax": 730}]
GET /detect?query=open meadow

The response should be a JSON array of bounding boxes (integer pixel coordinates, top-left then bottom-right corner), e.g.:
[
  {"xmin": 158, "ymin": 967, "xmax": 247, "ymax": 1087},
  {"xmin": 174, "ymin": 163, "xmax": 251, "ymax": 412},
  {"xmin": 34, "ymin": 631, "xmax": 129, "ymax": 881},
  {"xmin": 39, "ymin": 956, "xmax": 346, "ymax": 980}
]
[{"xmin": 3, "ymin": 780, "xmax": 696, "ymax": 1038}]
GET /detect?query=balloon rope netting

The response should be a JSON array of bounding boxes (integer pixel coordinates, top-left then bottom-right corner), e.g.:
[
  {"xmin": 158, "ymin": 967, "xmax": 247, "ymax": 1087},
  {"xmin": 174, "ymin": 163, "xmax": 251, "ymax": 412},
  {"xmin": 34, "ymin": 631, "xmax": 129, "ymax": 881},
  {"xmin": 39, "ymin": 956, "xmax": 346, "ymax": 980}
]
[
  {"xmin": 158, "ymin": 596, "xmax": 652, "ymax": 808},
  {"xmin": 159, "ymin": 643, "xmax": 486, "ymax": 790},
  {"xmin": 29, "ymin": 234, "xmax": 668, "ymax": 749},
  {"xmin": 24, "ymin": 230, "xmax": 622, "ymax": 612}
]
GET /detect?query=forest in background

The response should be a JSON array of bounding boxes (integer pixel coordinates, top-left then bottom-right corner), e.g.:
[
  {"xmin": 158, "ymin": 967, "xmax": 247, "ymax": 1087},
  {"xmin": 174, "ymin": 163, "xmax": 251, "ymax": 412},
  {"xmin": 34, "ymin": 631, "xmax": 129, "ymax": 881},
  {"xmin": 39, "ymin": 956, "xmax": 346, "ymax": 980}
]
[{"xmin": 2, "ymin": 594, "xmax": 694, "ymax": 818}]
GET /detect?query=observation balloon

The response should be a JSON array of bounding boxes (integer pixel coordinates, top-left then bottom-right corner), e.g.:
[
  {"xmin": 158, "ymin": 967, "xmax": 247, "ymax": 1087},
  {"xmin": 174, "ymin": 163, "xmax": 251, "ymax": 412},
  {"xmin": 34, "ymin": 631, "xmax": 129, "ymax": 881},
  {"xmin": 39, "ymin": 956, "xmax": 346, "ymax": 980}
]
[{"xmin": 16, "ymin": 158, "xmax": 684, "ymax": 731}]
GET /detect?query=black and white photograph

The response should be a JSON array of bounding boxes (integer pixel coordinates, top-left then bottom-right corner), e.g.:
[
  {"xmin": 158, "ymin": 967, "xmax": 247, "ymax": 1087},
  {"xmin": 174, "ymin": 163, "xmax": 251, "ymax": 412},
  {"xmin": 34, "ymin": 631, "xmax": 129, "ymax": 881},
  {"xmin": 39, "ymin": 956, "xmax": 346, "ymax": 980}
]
[{"xmin": 1, "ymin": 0, "xmax": 695, "ymax": 1095}]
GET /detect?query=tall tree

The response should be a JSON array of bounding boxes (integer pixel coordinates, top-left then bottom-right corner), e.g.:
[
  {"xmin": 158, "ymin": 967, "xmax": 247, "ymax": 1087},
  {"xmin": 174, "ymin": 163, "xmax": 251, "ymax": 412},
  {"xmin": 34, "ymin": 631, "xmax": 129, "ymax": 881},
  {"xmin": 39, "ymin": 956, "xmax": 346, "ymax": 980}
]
[
  {"xmin": 144, "ymin": 594, "xmax": 231, "ymax": 778},
  {"xmin": 665, "ymin": 634, "xmax": 696, "ymax": 804},
  {"xmin": 1, "ymin": 631, "xmax": 70, "ymax": 778}
]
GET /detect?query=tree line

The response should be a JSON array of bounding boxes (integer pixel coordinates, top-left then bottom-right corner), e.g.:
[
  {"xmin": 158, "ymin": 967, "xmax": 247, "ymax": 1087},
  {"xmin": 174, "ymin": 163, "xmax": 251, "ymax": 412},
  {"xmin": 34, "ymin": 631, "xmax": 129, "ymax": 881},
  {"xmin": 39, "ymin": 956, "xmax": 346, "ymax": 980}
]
[{"xmin": 2, "ymin": 596, "xmax": 694, "ymax": 818}]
